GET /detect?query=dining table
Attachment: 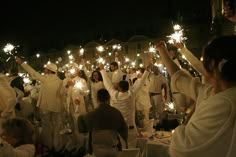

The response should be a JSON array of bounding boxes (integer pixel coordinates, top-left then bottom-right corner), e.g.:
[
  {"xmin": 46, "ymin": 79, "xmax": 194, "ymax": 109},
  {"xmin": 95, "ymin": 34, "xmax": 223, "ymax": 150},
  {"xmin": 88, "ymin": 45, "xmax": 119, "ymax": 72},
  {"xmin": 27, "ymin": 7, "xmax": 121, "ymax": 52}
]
[{"xmin": 137, "ymin": 130, "xmax": 172, "ymax": 157}]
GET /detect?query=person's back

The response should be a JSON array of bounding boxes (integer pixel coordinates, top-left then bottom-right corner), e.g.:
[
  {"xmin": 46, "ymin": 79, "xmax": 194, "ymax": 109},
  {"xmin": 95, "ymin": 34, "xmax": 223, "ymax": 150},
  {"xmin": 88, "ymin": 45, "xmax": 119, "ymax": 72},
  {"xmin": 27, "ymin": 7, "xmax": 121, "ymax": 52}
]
[{"xmin": 78, "ymin": 89, "xmax": 128, "ymax": 157}]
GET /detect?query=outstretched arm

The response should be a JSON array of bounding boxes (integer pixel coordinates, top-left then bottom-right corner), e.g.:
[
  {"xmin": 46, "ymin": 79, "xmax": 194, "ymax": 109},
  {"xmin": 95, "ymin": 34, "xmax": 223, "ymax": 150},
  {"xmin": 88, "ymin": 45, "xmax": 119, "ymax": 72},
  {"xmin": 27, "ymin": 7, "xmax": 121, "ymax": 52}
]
[
  {"xmin": 157, "ymin": 41, "xmax": 180, "ymax": 76},
  {"xmin": 173, "ymin": 42, "xmax": 204, "ymax": 74}
]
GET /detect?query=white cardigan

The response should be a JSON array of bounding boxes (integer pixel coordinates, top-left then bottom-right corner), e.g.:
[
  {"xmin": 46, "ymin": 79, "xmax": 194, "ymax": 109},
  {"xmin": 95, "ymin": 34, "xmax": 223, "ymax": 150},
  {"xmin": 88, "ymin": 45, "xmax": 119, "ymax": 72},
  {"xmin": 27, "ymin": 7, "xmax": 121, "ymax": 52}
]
[
  {"xmin": 169, "ymin": 70, "xmax": 236, "ymax": 157},
  {"xmin": 21, "ymin": 63, "xmax": 63, "ymax": 112}
]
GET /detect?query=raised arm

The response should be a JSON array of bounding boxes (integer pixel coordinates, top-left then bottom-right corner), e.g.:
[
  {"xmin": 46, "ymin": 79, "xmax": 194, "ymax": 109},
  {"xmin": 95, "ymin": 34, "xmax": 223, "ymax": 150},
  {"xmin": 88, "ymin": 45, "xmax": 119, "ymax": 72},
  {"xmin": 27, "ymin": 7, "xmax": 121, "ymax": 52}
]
[
  {"xmin": 99, "ymin": 64, "xmax": 117, "ymax": 99},
  {"xmin": 15, "ymin": 56, "xmax": 46, "ymax": 82},
  {"xmin": 173, "ymin": 42, "xmax": 204, "ymax": 74},
  {"xmin": 156, "ymin": 41, "xmax": 181, "ymax": 76},
  {"xmin": 132, "ymin": 70, "xmax": 150, "ymax": 94},
  {"xmin": 82, "ymin": 59, "xmax": 92, "ymax": 78}
]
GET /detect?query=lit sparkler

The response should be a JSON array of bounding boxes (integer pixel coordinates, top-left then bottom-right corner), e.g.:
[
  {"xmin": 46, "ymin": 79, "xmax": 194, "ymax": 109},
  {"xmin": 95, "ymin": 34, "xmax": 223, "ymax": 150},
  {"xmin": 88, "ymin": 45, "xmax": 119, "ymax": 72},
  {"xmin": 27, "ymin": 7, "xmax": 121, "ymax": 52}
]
[
  {"xmin": 149, "ymin": 46, "xmax": 156, "ymax": 53},
  {"xmin": 79, "ymin": 48, "xmax": 84, "ymax": 56},
  {"xmin": 3, "ymin": 43, "xmax": 16, "ymax": 62},
  {"xmin": 167, "ymin": 24, "xmax": 187, "ymax": 44},
  {"xmin": 96, "ymin": 56, "xmax": 105, "ymax": 64},
  {"xmin": 74, "ymin": 80, "xmax": 83, "ymax": 89},
  {"xmin": 69, "ymin": 68, "xmax": 76, "ymax": 75},
  {"xmin": 96, "ymin": 46, "xmax": 104, "ymax": 52}
]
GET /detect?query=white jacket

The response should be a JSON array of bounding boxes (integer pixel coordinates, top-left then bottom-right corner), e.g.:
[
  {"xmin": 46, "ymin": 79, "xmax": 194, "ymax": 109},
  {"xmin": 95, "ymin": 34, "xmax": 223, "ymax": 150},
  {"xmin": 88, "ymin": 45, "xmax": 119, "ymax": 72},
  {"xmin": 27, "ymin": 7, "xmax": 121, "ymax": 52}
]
[{"xmin": 21, "ymin": 63, "xmax": 63, "ymax": 112}]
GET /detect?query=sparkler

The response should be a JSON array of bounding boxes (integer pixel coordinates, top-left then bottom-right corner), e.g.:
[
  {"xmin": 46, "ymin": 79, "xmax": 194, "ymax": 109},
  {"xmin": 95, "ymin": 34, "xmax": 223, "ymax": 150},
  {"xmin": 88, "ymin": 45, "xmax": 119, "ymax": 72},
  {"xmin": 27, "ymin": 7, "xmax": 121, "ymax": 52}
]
[
  {"xmin": 167, "ymin": 24, "xmax": 187, "ymax": 44},
  {"xmin": 112, "ymin": 44, "xmax": 121, "ymax": 50},
  {"xmin": 69, "ymin": 68, "xmax": 76, "ymax": 75},
  {"xmin": 96, "ymin": 56, "xmax": 105, "ymax": 64},
  {"xmin": 74, "ymin": 80, "xmax": 83, "ymax": 89},
  {"xmin": 79, "ymin": 48, "xmax": 84, "ymax": 56},
  {"xmin": 149, "ymin": 45, "xmax": 157, "ymax": 53},
  {"xmin": 3, "ymin": 43, "xmax": 16, "ymax": 62},
  {"xmin": 96, "ymin": 46, "xmax": 104, "ymax": 52}
]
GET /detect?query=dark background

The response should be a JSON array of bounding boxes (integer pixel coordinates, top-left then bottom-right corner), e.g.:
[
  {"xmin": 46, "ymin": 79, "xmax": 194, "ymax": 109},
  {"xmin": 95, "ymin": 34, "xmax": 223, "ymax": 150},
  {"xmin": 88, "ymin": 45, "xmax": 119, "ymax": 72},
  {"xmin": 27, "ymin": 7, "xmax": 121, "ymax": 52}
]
[{"xmin": 0, "ymin": 0, "xmax": 212, "ymax": 55}]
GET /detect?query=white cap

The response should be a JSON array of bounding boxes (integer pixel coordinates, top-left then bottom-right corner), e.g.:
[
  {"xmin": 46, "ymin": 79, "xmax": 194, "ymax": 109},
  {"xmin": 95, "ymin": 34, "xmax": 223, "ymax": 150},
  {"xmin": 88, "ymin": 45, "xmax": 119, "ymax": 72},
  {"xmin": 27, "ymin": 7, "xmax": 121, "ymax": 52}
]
[{"xmin": 45, "ymin": 63, "xmax": 57, "ymax": 73}]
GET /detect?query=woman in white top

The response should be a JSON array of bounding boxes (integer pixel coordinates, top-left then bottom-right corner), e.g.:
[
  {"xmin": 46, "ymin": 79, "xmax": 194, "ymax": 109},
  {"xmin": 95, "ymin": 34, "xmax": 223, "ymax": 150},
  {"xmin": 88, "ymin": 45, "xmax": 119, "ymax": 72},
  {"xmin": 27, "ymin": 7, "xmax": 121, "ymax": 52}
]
[
  {"xmin": 156, "ymin": 35, "xmax": 236, "ymax": 157},
  {"xmin": 90, "ymin": 70, "xmax": 104, "ymax": 109}
]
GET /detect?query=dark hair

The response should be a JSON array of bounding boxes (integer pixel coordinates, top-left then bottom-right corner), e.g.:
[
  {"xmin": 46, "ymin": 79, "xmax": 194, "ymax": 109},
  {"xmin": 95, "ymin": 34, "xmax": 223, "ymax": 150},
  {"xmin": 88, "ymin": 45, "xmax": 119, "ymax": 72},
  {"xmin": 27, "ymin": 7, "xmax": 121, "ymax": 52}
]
[
  {"xmin": 137, "ymin": 68, "xmax": 145, "ymax": 74},
  {"xmin": 90, "ymin": 70, "xmax": 103, "ymax": 82},
  {"xmin": 1, "ymin": 118, "xmax": 34, "ymax": 146},
  {"xmin": 203, "ymin": 35, "xmax": 236, "ymax": 82},
  {"xmin": 224, "ymin": 0, "xmax": 235, "ymax": 15},
  {"xmin": 97, "ymin": 89, "xmax": 110, "ymax": 104},
  {"xmin": 110, "ymin": 62, "xmax": 118, "ymax": 68},
  {"xmin": 79, "ymin": 70, "xmax": 88, "ymax": 82},
  {"xmin": 133, "ymin": 77, "xmax": 138, "ymax": 84},
  {"xmin": 118, "ymin": 80, "xmax": 129, "ymax": 92}
]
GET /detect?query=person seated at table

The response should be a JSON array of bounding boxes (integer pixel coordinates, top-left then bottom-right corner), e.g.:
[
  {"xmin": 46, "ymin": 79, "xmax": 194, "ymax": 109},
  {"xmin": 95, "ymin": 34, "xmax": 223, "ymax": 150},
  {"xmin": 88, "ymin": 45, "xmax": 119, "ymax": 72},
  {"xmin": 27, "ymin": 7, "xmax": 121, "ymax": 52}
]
[
  {"xmin": 0, "ymin": 117, "xmax": 35, "ymax": 157},
  {"xmin": 78, "ymin": 89, "xmax": 128, "ymax": 157},
  {"xmin": 156, "ymin": 35, "xmax": 236, "ymax": 157}
]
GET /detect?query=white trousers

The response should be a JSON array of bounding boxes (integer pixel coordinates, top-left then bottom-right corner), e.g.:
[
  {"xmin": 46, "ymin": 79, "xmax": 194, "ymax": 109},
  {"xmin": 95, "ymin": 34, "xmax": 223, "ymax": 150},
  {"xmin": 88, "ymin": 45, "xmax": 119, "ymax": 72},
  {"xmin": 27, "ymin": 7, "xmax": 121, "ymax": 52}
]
[{"xmin": 40, "ymin": 111, "xmax": 63, "ymax": 151}]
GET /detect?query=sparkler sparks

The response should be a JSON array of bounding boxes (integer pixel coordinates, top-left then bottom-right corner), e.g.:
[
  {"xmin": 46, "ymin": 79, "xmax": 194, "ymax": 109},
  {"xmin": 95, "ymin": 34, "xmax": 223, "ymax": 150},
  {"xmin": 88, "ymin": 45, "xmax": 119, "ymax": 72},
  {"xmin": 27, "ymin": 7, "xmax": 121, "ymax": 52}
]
[
  {"xmin": 96, "ymin": 56, "xmax": 105, "ymax": 64},
  {"xmin": 3, "ymin": 43, "xmax": 17, "ymax": 62},
  {"xmin": 167, "ymin": 24, "xmax": 187, "ymax": 44},
  {"xmin": 74, "ymin": 80, "xmax": 83, "ymax": 89},
  {"xmin": 96, "ymin": 46, "xmax": 104, "ymax": 52},
  {"xmin": 79, "ymin": 48, "xmax": 84, "ymax": 56}
]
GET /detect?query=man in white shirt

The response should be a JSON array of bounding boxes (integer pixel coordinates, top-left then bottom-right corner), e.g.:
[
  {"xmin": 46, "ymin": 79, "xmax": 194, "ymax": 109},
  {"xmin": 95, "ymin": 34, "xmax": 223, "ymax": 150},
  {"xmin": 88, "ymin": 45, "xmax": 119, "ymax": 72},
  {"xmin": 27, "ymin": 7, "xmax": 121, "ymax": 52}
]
[
  {"xmin": 15, "ymin": 57, "xmax": 64, "ymax": 152},
  {"xmin": 99, "ymin": 63, "xmax": 150, "ymax": 148},
  {"xmin": 149, "ymin": 65, "xmax": 168, "ymax": 120},
  {"xmin": 110, "ymin": 62, "xmax": 124, "ymax": 90}
]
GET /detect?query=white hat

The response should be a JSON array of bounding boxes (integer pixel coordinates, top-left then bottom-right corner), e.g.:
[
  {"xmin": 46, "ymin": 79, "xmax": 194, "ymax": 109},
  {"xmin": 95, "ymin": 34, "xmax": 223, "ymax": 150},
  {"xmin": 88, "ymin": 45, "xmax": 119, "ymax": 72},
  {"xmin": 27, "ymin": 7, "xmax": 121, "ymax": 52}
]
[{"xmin": 45, "ymin": 63, "xmax": 57, "ymax": 73}]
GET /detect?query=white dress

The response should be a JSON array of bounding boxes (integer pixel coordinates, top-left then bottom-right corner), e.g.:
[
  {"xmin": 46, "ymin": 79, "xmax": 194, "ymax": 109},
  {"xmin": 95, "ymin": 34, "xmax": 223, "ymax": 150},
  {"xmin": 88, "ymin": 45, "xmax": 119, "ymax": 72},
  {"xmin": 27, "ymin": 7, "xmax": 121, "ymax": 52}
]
[{"xmin": 91, "ymin": 81, "xmax": 104, "ymax": 109}]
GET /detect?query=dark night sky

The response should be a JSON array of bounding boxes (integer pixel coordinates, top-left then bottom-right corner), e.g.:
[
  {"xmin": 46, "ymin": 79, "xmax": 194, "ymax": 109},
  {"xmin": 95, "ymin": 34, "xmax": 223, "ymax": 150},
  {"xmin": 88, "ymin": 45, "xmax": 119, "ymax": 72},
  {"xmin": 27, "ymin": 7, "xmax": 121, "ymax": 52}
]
[{"xmin": 0, "ymin": 0, "xmax": 211, "ymax": 54}]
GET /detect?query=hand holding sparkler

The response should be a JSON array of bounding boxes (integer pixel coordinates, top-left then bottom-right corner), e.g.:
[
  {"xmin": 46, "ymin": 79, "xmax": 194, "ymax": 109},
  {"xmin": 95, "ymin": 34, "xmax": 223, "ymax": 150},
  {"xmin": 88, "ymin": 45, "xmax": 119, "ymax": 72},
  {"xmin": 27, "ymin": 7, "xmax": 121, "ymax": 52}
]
[
  {"xmin": 156, "ymin": 41, "xmax": 168, "ymax": 53},
  {"xmin": 3, "ymin": 43, "xmax": 22, "ymax": 62},
  {"xmin": 15, "ymin": 56, "xmax": 23, "ymax": 64},
  {"xmin": 173, "ymin": 41, "xmax": 184, "ymax": 50}
]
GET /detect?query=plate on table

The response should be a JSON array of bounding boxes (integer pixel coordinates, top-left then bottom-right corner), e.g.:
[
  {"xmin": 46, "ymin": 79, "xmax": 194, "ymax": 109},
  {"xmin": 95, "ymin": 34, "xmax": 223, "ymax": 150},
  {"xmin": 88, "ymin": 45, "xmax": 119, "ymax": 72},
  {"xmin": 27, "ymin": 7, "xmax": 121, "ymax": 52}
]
[{"xmin": 154, "ymin": 131, "xmax": 171, "ymax": 139}]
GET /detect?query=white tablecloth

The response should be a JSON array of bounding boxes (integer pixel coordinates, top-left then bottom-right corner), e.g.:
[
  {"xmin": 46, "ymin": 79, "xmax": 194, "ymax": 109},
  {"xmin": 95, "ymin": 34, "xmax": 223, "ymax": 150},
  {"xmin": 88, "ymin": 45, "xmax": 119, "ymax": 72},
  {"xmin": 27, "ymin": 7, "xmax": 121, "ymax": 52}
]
[{"xmin": 137, "ymin": 131, "xmax": 171, "ymax": 157}]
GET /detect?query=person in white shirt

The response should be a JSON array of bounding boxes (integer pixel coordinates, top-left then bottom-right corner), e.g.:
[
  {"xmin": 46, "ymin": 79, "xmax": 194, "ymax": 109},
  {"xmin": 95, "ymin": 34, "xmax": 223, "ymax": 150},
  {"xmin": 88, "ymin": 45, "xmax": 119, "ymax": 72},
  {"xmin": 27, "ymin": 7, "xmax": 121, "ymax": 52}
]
[
  {"xmin": 99, "ymin": 63, "xmax": 150, "ymax": 148},
  {"xmin": 0, "ymin": 61, "xmax": 16, "ymax": 130},
  {"xmin": 15, "ymin": 57, "xmax": 64, "ymax": 152},
  {"xmin": 134, "ymin": 68, "xmax": 151, "ymax": 122},
  {"xmin": 110, "ymin": 62, "xmax": 124, "ymax": 90},
  {"xmin": 126, "ymin": 68, "xmax": 137, "ymax": 83},
  {"xmin": 156, "ymin": 36, "xmax": 236, "ymax": 157},
  {"xmin": 148, "ymin": 65, "xmax": 168, "ymax": 120},
  {"xmin": 62, "ymin": 64, "xmax": 89, "ymax": 151},
  {"xmin": 90, "ymin": 70, "xmax": 104, "ymax": 109}
]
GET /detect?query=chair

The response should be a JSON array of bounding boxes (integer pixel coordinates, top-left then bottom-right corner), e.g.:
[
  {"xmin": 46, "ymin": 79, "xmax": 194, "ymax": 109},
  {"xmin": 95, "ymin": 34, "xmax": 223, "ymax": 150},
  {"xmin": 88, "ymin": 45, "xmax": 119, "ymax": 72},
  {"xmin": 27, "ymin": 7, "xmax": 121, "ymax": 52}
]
[
  {"xmin": 92, "ymin": 130, "xmax": 120, "ymax": 157},
  {"xmin": 117, "ymin": 148, "xmax": 141, "ymax": 157}
]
